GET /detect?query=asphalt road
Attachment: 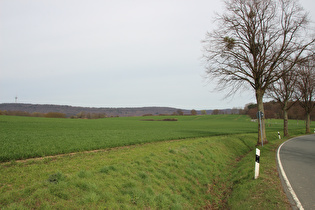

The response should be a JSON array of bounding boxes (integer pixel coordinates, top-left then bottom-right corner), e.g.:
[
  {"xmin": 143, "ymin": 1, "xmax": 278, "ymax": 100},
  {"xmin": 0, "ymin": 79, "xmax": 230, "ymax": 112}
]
[{"xmin": 278, "ymin": 134, "xmax": 315, "ymax": 210}]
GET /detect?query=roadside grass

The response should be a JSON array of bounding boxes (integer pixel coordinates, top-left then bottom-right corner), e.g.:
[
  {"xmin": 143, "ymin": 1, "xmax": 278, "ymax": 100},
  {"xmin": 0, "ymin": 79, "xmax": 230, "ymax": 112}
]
[
  {"xmin": 0, "ymin": 129, "xmax": 306, "ymax": 209},
  {"xmin": 228, "ymin": 130, "xmax": 306, "ymax": 210},
  {"xmin": 1, "ymin": 134, "xmax": 259, "ymax": 209}
]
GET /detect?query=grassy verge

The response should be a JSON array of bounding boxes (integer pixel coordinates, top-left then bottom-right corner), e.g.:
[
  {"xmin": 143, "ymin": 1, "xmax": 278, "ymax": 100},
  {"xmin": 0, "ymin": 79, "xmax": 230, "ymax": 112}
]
[
  {"xmin": 0, "ymin": 130, "xmax": 304, "ymax": 209},
  {"xmin": 1, "ymin": 134, "xmax": 255, "ymax": 209},
  {"xmin": 227, "ymin": 130, "xmax": 308, "ymax": 209},
  {"xmin": 228, "ymin": 139, "xmax": 291, "ymax": 209}
]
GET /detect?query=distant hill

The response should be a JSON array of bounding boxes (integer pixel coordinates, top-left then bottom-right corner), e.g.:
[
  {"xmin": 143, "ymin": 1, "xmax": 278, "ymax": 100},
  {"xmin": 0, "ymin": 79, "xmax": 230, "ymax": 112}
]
[{"xmin": 0, "ymin": 103, "xmax": 219, "ymax": 117}]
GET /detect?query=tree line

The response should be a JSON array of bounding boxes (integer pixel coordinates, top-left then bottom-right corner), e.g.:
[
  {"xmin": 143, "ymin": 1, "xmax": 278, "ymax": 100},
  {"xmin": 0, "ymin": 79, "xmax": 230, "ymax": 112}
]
[
  {"xmin": 246, "ymin": 101, "xmax": 315, "ymax": 121},
  {"xmin": 0, "ymin": 110, "xmax": 67, "ymax": 118},
  {"xmin": 0, "ymin": 110, "xmax": 108, "ymax": 119}
]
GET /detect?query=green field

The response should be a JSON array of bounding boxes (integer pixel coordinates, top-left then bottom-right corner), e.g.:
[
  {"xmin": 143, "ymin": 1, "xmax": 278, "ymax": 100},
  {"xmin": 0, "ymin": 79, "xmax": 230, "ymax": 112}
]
[
  {"xmin": 1, "ymin": 114, "xmax": 306, "ymax": 162},
  {"xmin": 0, "ymin": 115, "xmax": 307, "ymax": 209},
  {"xmin": 0, "ymin": 115, "xmax": 262, "ymax": 162}
]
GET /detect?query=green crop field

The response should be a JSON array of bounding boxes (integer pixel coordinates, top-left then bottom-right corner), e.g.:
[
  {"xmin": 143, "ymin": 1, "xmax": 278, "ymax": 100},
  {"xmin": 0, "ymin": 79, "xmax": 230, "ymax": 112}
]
[
  {"xmin": 0, "ymin": 114, "xmax": 307, "ymax": 209},
  {"xmin": 0, "ymin": 115, "xmax": 305, "ymax": 162}
]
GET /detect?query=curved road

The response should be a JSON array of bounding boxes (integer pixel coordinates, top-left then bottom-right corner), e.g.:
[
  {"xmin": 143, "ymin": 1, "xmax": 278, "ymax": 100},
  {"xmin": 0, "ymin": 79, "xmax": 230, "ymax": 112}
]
[{"xmin": 277, "ymin": 134, "xmax": 315, "ymax": 210}]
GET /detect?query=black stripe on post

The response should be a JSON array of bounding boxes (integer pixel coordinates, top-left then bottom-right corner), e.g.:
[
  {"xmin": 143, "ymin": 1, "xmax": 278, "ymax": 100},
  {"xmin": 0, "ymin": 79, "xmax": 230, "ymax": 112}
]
[{"xmin": 255, "ymin": 154, "xmax": 260, "ymax": 163}]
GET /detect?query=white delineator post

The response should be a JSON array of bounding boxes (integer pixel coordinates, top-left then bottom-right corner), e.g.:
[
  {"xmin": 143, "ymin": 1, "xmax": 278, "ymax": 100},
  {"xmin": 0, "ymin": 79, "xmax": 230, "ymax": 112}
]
[
  {"xmin": 255, "ymin": 148, "xmax": 260, "ymax": 179},
  {"xmin": 278, "ymin": 132, "xmax": 281, "ymax": 139}
]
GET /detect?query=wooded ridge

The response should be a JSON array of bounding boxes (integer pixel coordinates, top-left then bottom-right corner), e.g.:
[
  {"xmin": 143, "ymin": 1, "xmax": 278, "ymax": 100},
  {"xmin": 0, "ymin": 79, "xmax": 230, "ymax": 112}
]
[{"xmin": 0, "ymin": 103, "xmax": 219, "ymax": 117}]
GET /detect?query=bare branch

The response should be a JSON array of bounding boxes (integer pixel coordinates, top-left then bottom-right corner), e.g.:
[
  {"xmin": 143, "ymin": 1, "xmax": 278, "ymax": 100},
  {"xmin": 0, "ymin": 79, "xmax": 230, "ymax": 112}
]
[{"xmin": 202, "ymin": 0, "xmax": 314, "ymax": 94}]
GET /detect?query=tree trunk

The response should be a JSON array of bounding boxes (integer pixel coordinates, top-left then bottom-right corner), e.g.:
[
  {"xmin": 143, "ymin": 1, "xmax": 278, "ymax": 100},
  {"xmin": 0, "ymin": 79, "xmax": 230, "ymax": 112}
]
[
  {"xmin": 306, "ymin": 112, "xmax": 311, "ymax": 133},
  {"xmin": 256, "ymin": 89, "xmax": 267, "ymax": 145},
  {"xmin": 283, "ymin": 110, "xmax": 289, "ymax": 137},
  {"xmin": 283, "ymin": 101, "xmax": 289, "ymax": 137}
]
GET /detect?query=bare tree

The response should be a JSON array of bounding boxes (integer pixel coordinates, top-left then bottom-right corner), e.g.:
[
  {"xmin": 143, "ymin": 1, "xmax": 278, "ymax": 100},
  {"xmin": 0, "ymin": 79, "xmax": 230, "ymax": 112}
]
[
  {"xmin": 191, "ymin": 109, "xmax": 197, "ymax": 115},
  {"xmin": 202, "ymin": 0, "xmax": 314, "ymax": 145},
  {"xmin": 212, "ymin": 109, "xmax": 221, "ymax": 115},
  {"xmin": 296, "ymin": 57, "xmax": 315, "ymax": 133},
  {"xmin": 266, "ymin": 63, "xmax": 298, "ymax": 137}
]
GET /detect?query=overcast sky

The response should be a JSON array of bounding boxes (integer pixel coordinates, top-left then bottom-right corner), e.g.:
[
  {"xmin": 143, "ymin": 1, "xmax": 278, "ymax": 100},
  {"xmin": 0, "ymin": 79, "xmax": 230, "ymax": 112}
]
[{"xmin": 1, "ymin": 0, "xmax": 314, "ymax": 110}]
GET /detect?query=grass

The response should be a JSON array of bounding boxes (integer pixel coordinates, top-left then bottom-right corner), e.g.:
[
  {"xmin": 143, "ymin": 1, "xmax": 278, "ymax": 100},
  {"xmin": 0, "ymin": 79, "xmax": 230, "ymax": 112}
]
[
  {"xmin": 0, "ymin": 133, "xmax": 300, "ymax": 209},
  {"xmin": 228, "ymin": 139, "xmax": 292, "ymax": 209},
  {"xmin": 1, "ymin": 133, "xmax": 258, "ymax": 209},
  {"xmin": 0, "ymin": 114, "xmax": 306, "ymax": 162},
  {"xmin": 0, "ymin": 114, "xmax": 308, "ymax": 209},
  {"xmin": 0, "ymin": 114, "xmax": 259, "ymax": 162}
]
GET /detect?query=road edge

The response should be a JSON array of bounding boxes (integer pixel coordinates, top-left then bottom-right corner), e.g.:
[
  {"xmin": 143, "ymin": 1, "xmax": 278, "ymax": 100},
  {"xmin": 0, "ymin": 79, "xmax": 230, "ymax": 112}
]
[{"xmin": 277, "ymin": 137, "xmax": 304, "ymax": 210}]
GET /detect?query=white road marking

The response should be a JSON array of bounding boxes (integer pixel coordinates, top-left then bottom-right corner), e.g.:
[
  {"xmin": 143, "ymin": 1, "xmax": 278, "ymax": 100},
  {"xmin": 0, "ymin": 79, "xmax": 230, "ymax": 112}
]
[{"xmin": 277, "ymin": 138, "xmax": 304, "ymax": 210}]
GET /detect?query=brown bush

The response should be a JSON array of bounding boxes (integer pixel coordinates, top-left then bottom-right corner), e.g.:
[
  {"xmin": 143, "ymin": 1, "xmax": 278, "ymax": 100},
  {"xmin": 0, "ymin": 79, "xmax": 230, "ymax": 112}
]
[
  {"xmin": 45, "ymin": 112, "xmax": 66, "ymax": 118},
  {"xmin": 31, "ymin": 112, "xmax": 45, "ymax": 117},
  {"xmin": 162, "ymin": 118, "xmax": 178, "ymax": 121}
]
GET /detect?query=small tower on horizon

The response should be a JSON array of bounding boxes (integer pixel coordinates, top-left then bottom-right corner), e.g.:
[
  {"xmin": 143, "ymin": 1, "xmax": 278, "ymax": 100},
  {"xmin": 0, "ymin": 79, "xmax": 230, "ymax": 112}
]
[{"xmin": 15, "ymin": 96, "xmax": 18, "ymax": 103}]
